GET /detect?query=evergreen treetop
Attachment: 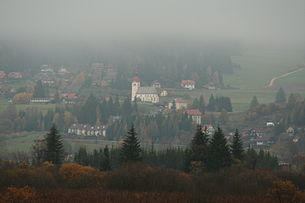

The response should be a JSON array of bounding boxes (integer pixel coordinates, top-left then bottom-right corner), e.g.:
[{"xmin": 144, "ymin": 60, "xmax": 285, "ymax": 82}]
[
  {"xmin": 250, "ymin": 96, "xmax": 259, "ymax": 109},
  {"xmin": 45, "ymin": 124, "xmax": 64, "ymax": 165},
  {"xmin": 275, "ymin": 87, "xmax": 286, "ymax": 104},
  {"xmin": 120, "ymin": 124, "xmax": 142, "ymax": 163},
  {"xmin": 206, "ymin": 127, "xmax": 232, "ymax": 171},
  {"xmin": 231, "ymin": 129, "xmax": 244, "ymax": 161},
  {"xmin": 190, "ymin": 125, "xmax": 209, "ymax": 162}
]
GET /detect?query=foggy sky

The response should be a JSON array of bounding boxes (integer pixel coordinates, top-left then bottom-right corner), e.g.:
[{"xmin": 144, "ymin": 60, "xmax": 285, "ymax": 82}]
[{"xmin": 1, "ymin": 0, "xmax": 305, "ymax": 47}]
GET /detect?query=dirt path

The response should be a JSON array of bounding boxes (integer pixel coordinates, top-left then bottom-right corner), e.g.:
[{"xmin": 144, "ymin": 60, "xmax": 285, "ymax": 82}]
[{"xmin": 266, "ymin": 67, "xmax": 305, "ymax": 87}]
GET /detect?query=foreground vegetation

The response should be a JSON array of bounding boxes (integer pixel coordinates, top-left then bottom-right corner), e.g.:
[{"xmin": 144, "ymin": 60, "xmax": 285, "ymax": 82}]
[{"xmin": 2, "ymin": 161, "xmax": 305, "ymax": 202}]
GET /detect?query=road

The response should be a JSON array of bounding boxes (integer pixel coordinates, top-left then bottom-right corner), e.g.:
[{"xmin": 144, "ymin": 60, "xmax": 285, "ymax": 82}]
[{"xmin": 266, "ymin": 67, "xmax": 305, "ymax": 87}]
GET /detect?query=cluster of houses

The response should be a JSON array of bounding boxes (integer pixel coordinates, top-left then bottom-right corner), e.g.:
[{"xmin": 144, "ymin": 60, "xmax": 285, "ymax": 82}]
[
  {"xmin": 90, "ymin": 63, "xmax": 117, "ymax": 87},
  {"xmin": 0, "ymin": 71, "xmax": 23, "ymax": 80},
  {"xmin": 68, "ymin": 124, "xmax": 106, "ymax": 137}
]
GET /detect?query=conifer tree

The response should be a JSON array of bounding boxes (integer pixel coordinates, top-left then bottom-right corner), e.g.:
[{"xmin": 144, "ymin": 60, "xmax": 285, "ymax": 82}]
[
  {"xmin": 207, "ymin": 94, "xmax": 216, "ymax": 112},
  {"xmin": 102, "ymin": 145, "xmax": 111, "ymax": 170},
  {"xmin": 120, "ymin": 124, "xmax": 142, "ymax": 163},
  {"xmin": 275, "ymin": 87, "xmax": 286, "ymax": 104},
  {"xmin": 250, "ymin": 96, "xmax": 259, "ymax": 109},
  {"xmin": 199, "ymin": 95, "xmax": 205, "ymax": 113},
  {"xmin": 206, "ymin": 127, "xmax": 231, "ymax": 171},
  {"xmin": 287, "ymin": 93, "xmax": 296, "ymax": 109},
  {"xmin": 231, "ymin": 129, "xmax": 244, "ymax": 160},
  {"xmin": 190, "ymin": 125, "xmax": 209, "ymax": 162},
  {"xmin": 45, "ymin": 124, "xmax": 64, "ymax": 165}
]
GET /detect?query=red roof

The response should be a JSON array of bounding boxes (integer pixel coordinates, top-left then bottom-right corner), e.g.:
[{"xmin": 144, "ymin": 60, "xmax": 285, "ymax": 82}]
[
  {"xmin": 132, "ymin": 77, "xmax": 140, "ymax": 82},
  {"xmin": 181, "ymin": 80, "xmax": 195, "ymax": 85},
  {"xmin": 186, "ymin": 109, "xmax": 202, "ymax": 116},
  {"xmin": 174, "ymin": 98, "xmax": 186, "ymax": 103},
  {"xmin": 67, "ymin": 93, "xmax": 77, "ymax": 99}
]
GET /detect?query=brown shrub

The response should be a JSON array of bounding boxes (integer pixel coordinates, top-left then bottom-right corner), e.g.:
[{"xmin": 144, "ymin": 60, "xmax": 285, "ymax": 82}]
[
  {"xmin": 266, "ymin": 180, "xmax": 305, "ymax": 202},
  {"xmin": 105, "ymin": 163, "xmax": 192, "ymax": 192},
  {"xmin": 59, "ymin": 163, "xmax": 105, "ymax": 188},
  {"xmin": 0, "ymin": 186, "xmax": 37, "ymax": 203}
]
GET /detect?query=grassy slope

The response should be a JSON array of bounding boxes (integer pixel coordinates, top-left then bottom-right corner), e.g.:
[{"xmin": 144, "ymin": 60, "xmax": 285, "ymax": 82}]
[{"xmin": 224, "ymin": 50, "xmax": 305, "ymax": 89}]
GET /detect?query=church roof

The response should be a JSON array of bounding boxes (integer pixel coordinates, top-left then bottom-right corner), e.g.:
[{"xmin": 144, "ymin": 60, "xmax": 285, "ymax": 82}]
[{"xmin": 137, "ymin": 87, "xmax": 158, "ymax": 94}]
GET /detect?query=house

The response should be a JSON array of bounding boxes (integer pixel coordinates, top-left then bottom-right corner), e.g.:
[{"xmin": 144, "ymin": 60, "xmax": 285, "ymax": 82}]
[
  {"xmin": 41, "ymin": 79, "xmax": 55, "ymax": 85},
  {"xmin": 68, "ymin": 124, "xmax": 106, "ymax": 137},
  {"xmin": 181, "ymin": 80, "xmax": 195, "ymax": 90},
  {"xmin": 287, "ymin": 127, "xmax": 295, "ymax": 136},
  {"xmin": 40, "ymin": 65, "xmax": 54, "ymax": 72},
  {"xmin": 266, "ymin": 122, "xmax": 275, "ymax": 127},
  {"xmin": 0, "ymin": 85, "xmax": 11, "ymax": 95},
  {"xmin": 30, "ymin": 98, "xmax": 52, "ymax": 104},
  {"xmin": 8, "ymin": 72, "xmax": 22, "ymax": 79},
  {"xmin": 168, "ymin": 98, "xmax": 188, "ymax": 110},
  {"xmin": 0, "ymin": 71, "xmax": 6, "ymax": 79},
  {"xmin": 186, "ymin": 109, "xmax": 202, "ymax": 125},
  {"xmin": 152, "ymin": 80, "xmax": 161, "ymax": 88},
  {"xmin": 58, "ymin": 68, "xmax": 69, "ymax": 74},
  {"xmin": 131, "ymin": 77, "xmax": 159, "ymax": 103},
  {"xmin": 203, "ymin": 125, "xmax": 215, "ymax": 136}
]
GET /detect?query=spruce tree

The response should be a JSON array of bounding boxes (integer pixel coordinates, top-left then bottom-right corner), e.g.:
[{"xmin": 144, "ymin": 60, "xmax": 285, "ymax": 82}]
[
  {"xmin": 45, "ymin": 124, "xmax": 64, "ymax": 165},
  {"xmin": 199, "ymin": 95, "xmax": 205, "ymax": 113},
  {"xmin": 275, "ymin": 87, "xmax": 286, "ymax": 104},
  {"xmin": 102, "ymin": 145, "xmax": 111, "ymax": 170},
  {"xmin": 190, "ymin": 125, "xmax": 209, "ymax": 162},
  {"xmin": 120, "ymin": 124, "xmax": 142, "ymax": 163},
  {"xmin": 231, "ymin": 129, "xmax": 244, "ymax": 160},
  {"xmin": 207, "ymin": 94, "xmax": 216, "ymax": 112},
  {"xmin": 250, "ymin": 96, "xmax": 259, "ymax": 109},
  {"xmin": 206, "ymin": 127, "xmax": 231, "ymax": 171}
]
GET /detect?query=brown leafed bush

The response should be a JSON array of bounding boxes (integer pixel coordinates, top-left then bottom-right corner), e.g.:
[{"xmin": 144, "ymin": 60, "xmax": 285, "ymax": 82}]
[
  {"xmin": 105, "ymin": 163, "xmax": 192, "ymax": 192},
  {"xmin": 0, "ymin": 186, "xmax": 37, "ymax": 203},
  {"xmin": 59, "ymin": 163, "xmax": 105, "ymax": 188},
  {"xmin": 266, "ymin": 180, "xmax": 305, "ymax": 203}
]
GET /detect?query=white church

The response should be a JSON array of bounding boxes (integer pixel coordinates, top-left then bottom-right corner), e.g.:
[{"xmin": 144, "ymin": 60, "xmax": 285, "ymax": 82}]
[{"xmin": 131, "ymin": 77, "xmax": 163, "ymax": 103}]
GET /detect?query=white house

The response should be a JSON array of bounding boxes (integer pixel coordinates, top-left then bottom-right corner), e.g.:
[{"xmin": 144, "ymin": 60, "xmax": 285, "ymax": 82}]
[
  {"xmin": 68, "ymin": 124, "xmax": 106, "ymax": 137},
  {"xmin": 181, "ymin": 80, "xmax": 195, "ymax": 90},
  {"xmin": 168, "ymin": 98, "xmax": 188, "ymax": 110},
  {"xmin": 186, "ymin": 109, "xmax": 202, "ymax": 125}
]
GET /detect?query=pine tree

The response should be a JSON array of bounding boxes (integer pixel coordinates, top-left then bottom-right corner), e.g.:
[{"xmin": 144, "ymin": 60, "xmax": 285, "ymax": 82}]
[
  {"xmin": 45, "ymin": 124, "xmax": 64, "ymax": 165},
  {"xmin": 120, "ymin": 124, "xmax": 142, "ymax": 163},
  {"xmin": 231, "ymin": 129, "xmax": 244, "ymax": 160},
  {"xmin": 287, "ymin": 93, "xmax": 296, "ymax": 109},
  {"xmin": 250, "ymin": 96, "xmax": 259, "ymax": 109},
  {"xmin": 207, "ymin": 94, "xmax": 216, "ymax": 112},
  {"xmin": 206, "ymin": 127, "xmax": 232, "ymax": 171},
  {"xmin": 199, "ymin": 95, "xmax": 205, "ymax": 113},
  {"xmin": 275, "ymin": 87, "xmax": 286, "ymax": 104},
  {"xmin": 190, "ymin": 125, "xmax": 209, "ymax": 162},
  {"xmin": 102, "ymin": 145, "xmax": 111, "ymax": 170},
  {"xmin": 33, "ymin": 80, "xmax": 47, "ymax": 98}
]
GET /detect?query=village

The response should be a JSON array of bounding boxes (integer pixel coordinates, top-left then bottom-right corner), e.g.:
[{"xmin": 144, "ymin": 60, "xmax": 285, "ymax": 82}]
[{"xmin": 0, "ymin": 62, "xmax": 302, "ymax": 154}]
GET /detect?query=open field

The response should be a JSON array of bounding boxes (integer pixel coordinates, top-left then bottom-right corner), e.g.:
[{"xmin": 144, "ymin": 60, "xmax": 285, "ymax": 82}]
[
  {"xmin": 1, "ymin": 131, "xmax": 185, "ymax": 155},
  {"xmin": 166, "ymin": 88, "xmax": 305, "ymax": 111},
  {"xmin": 224, "ymin": 50, "xmax": 305, "ymax": 89}
]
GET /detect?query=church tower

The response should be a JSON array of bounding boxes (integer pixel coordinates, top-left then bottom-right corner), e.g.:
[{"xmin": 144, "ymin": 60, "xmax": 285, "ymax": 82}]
[{"xmin": 131, "ymin": 77, "xmax": 140, "ymax": 101}]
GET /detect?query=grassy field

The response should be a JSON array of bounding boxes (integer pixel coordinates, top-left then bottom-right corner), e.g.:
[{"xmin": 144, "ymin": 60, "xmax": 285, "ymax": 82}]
[
  {"xmin": 274, "ymin": 68, "xmax": 305, "ymax": 88},
  {"xmin": 224, "ymin": 50, "xmax": 305, "ymax": 89}
]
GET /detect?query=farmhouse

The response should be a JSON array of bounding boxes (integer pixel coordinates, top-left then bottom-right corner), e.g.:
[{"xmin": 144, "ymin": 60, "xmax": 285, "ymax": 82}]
[
  {"xmin": 186, "ymin": 109, "xmax": 202, "ymax": 125},
  {"xmin": 168, "ymin": 98, "xmax": 188, "ymax": 110},
  {"xmin": 181, "ymin": 80, "xmax": 195, "ymax": 90},
  {"xmin": 68, "ymin": 124, "xmax": 106, "ymax": 137},
  {"xmin": 30, "ymin": 98, "xmax": 52, "ymax": 104},
  {"xmin": 0, "ymin": 71, "xmax": 6, "ymax": 79},
  {"xmin": 8, "ymin": 72, "xmax": 22, "ymax": 79},
  {"xmin": 131, "ymin": 77, "xmax": 160, "ymax": 103}
]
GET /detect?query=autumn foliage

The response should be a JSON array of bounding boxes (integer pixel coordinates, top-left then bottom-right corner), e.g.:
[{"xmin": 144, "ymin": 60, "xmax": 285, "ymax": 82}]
[{"xmin": 2, "ymin": 162, "xmax": 305, "ymax": 202}]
